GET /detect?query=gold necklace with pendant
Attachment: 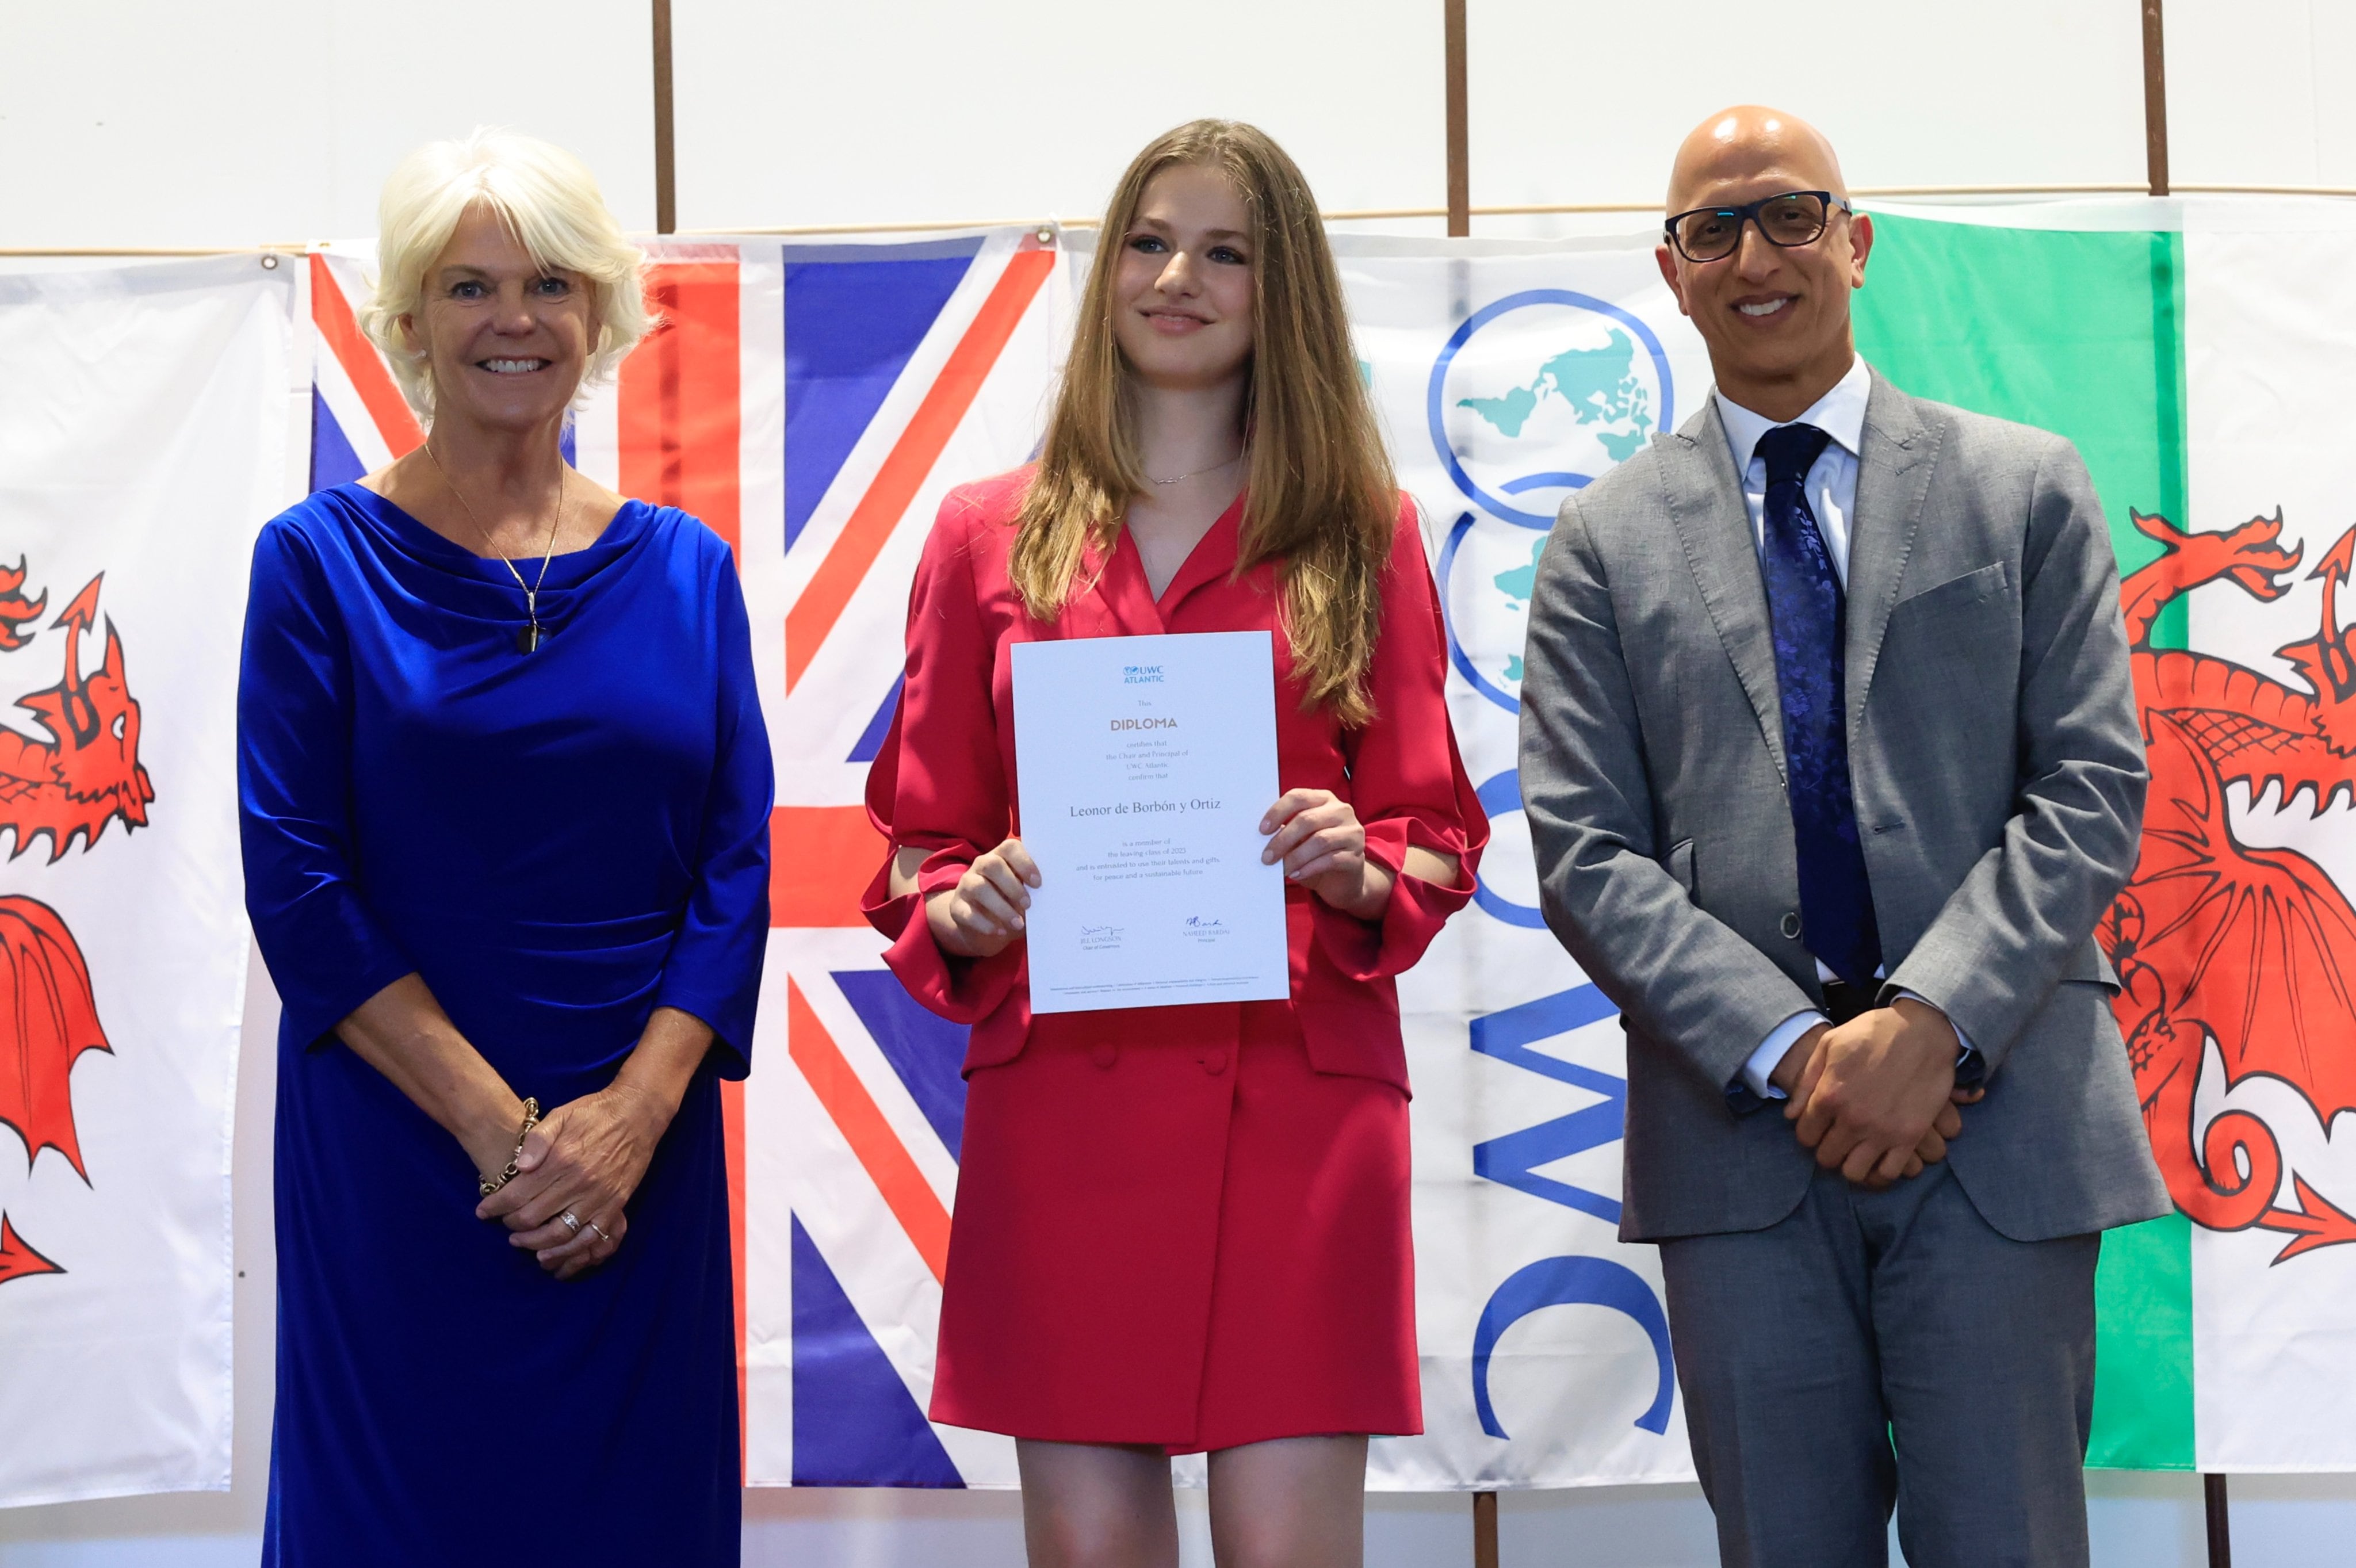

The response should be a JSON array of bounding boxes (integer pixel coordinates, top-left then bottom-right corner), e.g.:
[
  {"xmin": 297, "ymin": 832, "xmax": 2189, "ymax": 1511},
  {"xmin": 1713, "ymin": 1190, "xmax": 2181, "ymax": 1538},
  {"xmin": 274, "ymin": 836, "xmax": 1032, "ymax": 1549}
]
[{"xmin": 423, "ymin": 441, "xmax": 568, "ymax": 654}]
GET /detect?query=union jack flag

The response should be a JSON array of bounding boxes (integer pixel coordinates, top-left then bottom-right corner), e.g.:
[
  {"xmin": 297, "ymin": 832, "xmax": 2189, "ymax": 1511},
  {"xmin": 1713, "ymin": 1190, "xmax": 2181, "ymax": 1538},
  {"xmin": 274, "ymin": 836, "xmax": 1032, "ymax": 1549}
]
[{"xmin": 309, "ymin": 228, "xmax": 1068, "ymax": 1487}]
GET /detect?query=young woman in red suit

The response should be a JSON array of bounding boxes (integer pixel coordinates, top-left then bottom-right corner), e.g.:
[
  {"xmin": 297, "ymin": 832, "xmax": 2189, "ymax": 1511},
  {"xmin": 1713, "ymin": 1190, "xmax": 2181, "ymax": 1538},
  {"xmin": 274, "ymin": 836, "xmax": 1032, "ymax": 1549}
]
[{"xmin": 863, "ymin": 119, "xmax": 1486, "ymax": 1568}]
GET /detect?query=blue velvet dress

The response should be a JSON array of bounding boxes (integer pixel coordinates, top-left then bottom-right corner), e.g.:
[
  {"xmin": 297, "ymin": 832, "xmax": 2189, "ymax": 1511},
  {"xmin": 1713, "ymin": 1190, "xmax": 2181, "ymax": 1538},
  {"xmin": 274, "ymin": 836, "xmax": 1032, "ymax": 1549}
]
[{"xmin": 238, "ymin": 484, "xmax": 771, "ymax": 1566}]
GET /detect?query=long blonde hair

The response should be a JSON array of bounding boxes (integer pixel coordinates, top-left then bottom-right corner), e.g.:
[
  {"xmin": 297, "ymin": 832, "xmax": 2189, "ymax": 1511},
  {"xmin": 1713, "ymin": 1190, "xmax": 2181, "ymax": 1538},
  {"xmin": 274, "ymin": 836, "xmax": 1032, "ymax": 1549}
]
[{"xmin": 1009, "ymin": 120, "xmax": 1397, "ymax": 725}]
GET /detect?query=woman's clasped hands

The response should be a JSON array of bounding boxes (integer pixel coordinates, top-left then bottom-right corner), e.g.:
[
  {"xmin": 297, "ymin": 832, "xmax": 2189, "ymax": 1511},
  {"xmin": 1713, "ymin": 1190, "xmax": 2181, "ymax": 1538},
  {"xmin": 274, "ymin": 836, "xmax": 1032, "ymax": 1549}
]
[{"xmin": 474, "ymin": 1083, "xmax": 669, "ymax": 1280}]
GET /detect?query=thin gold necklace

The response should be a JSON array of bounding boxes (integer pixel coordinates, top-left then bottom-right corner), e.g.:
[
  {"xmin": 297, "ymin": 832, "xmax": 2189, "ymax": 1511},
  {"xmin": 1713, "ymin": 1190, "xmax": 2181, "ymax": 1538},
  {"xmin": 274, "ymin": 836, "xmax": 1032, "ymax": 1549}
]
[
  {"xmin": 1146, "ymin": 452, "xmax": 1245, "ymax": 486},
  {"xmin": 422, "ymin": 441, "xmax": 568, "ymax": 655}
]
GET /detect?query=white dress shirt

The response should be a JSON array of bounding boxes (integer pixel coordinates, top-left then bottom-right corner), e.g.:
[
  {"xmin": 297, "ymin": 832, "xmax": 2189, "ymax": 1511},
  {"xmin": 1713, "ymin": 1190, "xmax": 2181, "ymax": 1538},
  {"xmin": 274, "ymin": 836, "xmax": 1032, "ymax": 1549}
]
[
  {"xmin": 1715, "ymin": 355, "xmax": 1870, "ymax": 596},
  {"xmin": 1713, "ymin": 359, "xmax": 1972, "ymax": 1100}
]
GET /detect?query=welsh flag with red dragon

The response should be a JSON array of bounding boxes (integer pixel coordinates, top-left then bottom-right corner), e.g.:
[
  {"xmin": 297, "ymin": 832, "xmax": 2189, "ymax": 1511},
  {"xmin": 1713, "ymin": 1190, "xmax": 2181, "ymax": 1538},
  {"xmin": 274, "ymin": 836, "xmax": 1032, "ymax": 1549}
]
[
  {"xmin": 1854, "ymin": 203, "xmax": 2356, "ymax": 1471},
  {"xmin": 0, "ymin": 253, "xmax": 290, "ymax": 1505}
]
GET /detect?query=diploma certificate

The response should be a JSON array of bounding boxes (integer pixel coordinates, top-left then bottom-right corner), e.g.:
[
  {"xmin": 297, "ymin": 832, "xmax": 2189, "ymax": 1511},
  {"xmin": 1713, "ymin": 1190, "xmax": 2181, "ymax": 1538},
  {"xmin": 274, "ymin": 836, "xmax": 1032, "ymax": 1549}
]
[{"xmin": 1011, "ymin": 630, "xmax": 1289, "ymax": 1014}]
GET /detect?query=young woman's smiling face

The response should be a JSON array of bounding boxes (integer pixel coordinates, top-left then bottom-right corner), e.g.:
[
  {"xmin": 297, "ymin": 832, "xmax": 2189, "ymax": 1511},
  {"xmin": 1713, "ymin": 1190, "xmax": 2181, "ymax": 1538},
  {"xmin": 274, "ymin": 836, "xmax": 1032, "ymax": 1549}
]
[{"xmin": 1110, "ymin": 162, "xmax": 1256, "ymax": 393}]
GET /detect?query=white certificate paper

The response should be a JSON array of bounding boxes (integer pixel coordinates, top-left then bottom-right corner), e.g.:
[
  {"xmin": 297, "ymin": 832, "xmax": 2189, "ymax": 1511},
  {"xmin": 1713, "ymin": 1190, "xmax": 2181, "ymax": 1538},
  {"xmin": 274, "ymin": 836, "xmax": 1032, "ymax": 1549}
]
[{"xmin": 1011, "ymin": 631, "xmax": 1289, "ymax": 1014}]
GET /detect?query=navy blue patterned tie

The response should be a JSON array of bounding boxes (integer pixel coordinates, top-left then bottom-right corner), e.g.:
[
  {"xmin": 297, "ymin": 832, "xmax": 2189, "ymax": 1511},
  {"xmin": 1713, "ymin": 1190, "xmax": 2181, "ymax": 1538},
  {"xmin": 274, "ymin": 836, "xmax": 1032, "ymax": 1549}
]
[{"xmin": 1755, "ymin": 422, "xmax": 1882, "ymax": 988}]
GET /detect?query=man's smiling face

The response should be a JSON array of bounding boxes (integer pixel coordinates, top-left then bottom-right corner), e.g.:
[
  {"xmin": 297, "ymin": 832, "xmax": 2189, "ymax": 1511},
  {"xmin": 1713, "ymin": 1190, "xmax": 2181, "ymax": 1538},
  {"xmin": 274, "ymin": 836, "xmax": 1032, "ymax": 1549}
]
[{"xmin": 1655, "ymin": 106, "xmax": 1872, "ymax": 418}]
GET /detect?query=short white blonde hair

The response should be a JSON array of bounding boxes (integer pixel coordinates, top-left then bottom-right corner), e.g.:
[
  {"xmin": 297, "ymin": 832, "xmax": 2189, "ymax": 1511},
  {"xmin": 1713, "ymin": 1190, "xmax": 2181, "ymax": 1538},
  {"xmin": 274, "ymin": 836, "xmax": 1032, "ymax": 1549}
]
[{"xmin": 361, "ymin": 128, "xmax": 649, "ymax": 420}]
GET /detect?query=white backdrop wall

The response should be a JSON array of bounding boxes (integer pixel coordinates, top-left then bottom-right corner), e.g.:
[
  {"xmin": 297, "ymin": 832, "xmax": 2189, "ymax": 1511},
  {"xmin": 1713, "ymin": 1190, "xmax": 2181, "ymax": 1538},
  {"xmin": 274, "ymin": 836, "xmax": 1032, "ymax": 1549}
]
[
  {"xmin": 3, "ymin": 0, "xmax": 2353, "ymax": 248},
  {"xmin": 2, "ymin": 2, "xmax": 2354, "ymax": 1564}
]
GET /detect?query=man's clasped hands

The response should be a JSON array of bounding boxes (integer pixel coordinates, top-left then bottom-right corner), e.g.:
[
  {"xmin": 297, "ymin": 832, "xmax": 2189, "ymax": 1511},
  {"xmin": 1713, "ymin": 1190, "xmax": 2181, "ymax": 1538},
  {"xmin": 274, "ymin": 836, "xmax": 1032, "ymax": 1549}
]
[{"xmin": 1768, "ymin": 996, "xmax": 1986, "ymax": 1189}]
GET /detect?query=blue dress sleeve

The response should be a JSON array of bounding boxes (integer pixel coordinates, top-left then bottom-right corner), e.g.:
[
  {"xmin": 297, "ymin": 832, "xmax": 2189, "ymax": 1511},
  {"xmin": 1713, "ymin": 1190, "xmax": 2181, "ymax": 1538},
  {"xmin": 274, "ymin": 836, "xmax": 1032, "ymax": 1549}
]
[
  {"xmin": 238, "ymin": 514, "xmax": 417, "ymax": 1047},
  {"xmin": 652, "ymin": 544, "xmax": 774, "ymax": 1075}
]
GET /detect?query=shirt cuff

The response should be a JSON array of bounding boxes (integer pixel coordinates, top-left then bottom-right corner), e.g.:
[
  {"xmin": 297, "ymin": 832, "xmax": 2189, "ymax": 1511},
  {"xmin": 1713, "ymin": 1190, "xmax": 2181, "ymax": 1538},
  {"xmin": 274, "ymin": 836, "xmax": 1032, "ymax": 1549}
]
[
  {"xmin": 1892, "ymin": 988, "xmax": 1980, "ymax": 1079},
  {"xmin": 1737, "ymin": 1011, "xmax": 1827, "ymax": 1104}
]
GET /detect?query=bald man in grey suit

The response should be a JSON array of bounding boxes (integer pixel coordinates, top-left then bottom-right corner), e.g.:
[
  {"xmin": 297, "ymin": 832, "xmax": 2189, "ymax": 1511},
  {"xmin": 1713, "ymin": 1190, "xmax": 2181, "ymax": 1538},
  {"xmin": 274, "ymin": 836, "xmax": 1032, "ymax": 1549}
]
[{"xmin": 1516, "ymin": 107, "xmax": 2169, "ymax": 1567}]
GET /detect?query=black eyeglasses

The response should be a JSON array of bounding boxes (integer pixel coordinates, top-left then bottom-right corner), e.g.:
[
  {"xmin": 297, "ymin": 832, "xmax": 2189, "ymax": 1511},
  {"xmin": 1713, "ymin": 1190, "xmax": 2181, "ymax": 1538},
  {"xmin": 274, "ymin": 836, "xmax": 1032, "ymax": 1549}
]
[{"xmin": 1663, "ymin": 191, "xmax": 1852, "ymax": 263}]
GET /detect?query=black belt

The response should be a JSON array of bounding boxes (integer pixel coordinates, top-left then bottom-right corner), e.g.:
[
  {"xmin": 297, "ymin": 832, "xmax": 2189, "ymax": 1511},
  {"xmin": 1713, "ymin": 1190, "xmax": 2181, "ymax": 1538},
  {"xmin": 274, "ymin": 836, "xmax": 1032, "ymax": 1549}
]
[{"xmin": 1820, "ymin": 978, "xmax": 1875, "ymax": 1026}]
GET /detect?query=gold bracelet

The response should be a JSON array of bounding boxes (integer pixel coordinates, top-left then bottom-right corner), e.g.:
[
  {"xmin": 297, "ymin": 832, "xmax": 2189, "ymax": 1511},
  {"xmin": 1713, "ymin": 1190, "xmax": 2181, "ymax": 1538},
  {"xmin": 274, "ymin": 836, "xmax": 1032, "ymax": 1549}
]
[{"xmin": 478, "ymin": 1097, "xmax": 541, "ymax": 1196}]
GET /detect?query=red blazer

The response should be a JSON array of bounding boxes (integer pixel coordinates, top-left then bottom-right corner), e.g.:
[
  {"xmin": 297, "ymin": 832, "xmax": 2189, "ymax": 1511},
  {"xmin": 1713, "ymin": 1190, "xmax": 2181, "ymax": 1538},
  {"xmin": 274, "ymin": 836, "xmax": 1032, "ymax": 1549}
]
[{"xmin": 863, "ymin": 469, "xmax": 1487, "ymax": 1091}]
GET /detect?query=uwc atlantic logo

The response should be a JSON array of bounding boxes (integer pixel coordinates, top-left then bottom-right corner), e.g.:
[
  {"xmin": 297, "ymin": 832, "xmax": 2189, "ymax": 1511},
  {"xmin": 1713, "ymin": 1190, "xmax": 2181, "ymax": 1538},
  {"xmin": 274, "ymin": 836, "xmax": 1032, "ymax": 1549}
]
[
  {"xmin": 1121, "ymin": 664, "xmax": 1165, "ymax": 685},
  {"xmin": 1430, "ymin": 290, "xmax": 1683, "ymax": 1447},
  {"xmin": 1429, "ymin": 289, "xmax": 1675, "ymax": 717}
]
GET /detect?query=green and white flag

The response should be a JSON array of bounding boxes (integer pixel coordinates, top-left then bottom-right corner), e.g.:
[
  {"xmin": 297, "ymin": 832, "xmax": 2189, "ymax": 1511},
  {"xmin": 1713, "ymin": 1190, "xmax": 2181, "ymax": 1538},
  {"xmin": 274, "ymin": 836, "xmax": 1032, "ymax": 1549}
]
[{"xmin": 1854, "ymin": 200, "xmax": 2356, "ymax": 1473}]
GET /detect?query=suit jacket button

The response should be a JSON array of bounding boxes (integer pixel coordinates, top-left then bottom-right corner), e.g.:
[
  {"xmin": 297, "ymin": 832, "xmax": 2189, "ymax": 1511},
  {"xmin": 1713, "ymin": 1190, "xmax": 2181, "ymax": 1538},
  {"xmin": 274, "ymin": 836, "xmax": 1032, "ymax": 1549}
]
[
  {"xmin": 1200, "ymin": 1048, "xmax": 1229, "ymax": 1076},
  {"xmin": 1780, "ymin": 912, "xmax": 1802, "ymax": 940},
  {"xmin": 1092, "ymin": 1042, "xmax": 1118, "ymax": 1070}
]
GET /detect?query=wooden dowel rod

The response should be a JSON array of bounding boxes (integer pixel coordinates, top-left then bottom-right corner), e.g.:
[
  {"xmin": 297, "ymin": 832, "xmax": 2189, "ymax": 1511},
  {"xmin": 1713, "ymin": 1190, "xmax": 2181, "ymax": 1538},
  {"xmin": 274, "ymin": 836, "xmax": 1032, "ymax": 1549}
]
[
  {"xmin": 1443, "ymin": 0, "xmax": 1470, "ymax": 236},
  {"xmin": 1473, "ymin": 1489, "xmax": 1499, "ymax": 1568},
  {"xmin": 686, "ymin": 182, "xmax": 2356, "ymax": 240},
  {"xmin": 21, "ymin": 182, "xmax": 2355, "ymax": 261},
  {"xmin": 652, "ymin": 0, "xmax": 678, "ymax": 234},
  {"xmin": 2204, "ymin": 1473, "xmax": 2232, "ymax": 1568},
  {"xmin": 0, "ymin": 246, "xmax": 302, "ymax": 258},
  {"xmin": 2141, "ymin": 0, "xmax": 2171, "ymax": 196}
]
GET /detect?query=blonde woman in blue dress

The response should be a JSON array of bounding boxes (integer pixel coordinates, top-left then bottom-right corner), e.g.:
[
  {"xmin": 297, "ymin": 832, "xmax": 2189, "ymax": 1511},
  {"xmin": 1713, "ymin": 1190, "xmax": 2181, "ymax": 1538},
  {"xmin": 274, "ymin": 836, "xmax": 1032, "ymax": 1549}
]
[{"xmin": 239, "ymin": 129, "xmax": 770, "ymax": 1564}]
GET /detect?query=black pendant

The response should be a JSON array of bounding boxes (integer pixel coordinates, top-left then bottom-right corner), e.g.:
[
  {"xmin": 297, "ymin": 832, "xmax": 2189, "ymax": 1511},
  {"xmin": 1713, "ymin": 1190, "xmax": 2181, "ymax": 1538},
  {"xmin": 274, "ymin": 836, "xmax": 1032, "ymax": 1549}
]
[{"xmin": 516, "ymin": 621, "xmax": 545, "ymax": 655}]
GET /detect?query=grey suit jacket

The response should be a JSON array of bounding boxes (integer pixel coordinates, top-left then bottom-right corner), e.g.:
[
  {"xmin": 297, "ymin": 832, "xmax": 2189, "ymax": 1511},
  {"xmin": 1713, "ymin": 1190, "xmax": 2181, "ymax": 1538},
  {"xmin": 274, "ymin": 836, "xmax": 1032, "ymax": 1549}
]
[{"xmin": 1517, "ymin": 369, "xmax": 2170, "ymax": 1243}]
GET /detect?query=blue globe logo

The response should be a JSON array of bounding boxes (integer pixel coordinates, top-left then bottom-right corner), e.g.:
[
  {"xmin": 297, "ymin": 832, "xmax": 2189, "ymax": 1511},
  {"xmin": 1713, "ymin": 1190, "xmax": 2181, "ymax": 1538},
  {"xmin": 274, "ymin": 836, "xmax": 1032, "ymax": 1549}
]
[
  {"xmin": 1428, "ymin": 290, "xmax": 1675, "ymax": 715},
  {"xmin": 1428, "ymin": 289, "xmax": 1676, "ymax": 529}
]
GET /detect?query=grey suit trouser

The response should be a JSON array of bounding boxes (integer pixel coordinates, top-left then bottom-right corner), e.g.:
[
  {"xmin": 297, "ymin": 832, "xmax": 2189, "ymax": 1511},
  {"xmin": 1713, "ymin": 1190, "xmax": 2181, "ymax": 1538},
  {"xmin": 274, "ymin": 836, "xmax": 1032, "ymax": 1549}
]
[{"xmin": 1657, "ymin": 1162, "xmax": 2099, "ymax": 1568}]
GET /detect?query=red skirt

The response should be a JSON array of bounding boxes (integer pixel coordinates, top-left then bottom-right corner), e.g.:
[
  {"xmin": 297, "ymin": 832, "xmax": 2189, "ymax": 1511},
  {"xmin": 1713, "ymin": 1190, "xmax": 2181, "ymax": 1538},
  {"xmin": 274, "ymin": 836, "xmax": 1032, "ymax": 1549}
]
[{"xmin": 929, "ymin": 1001, "xmax": 1419, "ymax": 1452}]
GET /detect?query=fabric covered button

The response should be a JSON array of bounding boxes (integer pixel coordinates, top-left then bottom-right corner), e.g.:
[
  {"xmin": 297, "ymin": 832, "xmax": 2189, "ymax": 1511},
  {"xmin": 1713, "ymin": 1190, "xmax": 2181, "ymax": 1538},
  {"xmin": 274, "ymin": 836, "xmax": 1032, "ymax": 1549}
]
[
  {"xmin": 1200, "ymin": 1049, "xmax": 1229, "ymax": 1076},
  {"xmin": 1779, "ymin": 912, "xmax": 1802, "ymax": 940},
  {"xmin": 1092, "ymin": 1042, "xmax": 1118, "ymax": 1070}
]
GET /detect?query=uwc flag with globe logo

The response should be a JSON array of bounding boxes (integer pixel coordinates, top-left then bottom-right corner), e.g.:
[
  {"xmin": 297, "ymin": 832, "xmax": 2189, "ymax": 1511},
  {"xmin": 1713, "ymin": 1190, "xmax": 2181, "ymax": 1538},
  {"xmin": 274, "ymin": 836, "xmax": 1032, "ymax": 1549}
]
[{"xmin": 1344, "ymin": 239, "xmax": 1711, "ymax": 1486}]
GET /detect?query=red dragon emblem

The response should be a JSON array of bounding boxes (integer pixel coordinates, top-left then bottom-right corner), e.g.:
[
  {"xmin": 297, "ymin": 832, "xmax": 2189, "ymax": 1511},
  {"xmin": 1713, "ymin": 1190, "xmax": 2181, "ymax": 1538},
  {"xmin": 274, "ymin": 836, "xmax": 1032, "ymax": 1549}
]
[
  {"xmin": 0, "ymin": 564, "xmax": 147, "ymax": 1286},
  {"xmin": 2103, "ymin": 508, "xmax": 2356, "ymax": 1263}
]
